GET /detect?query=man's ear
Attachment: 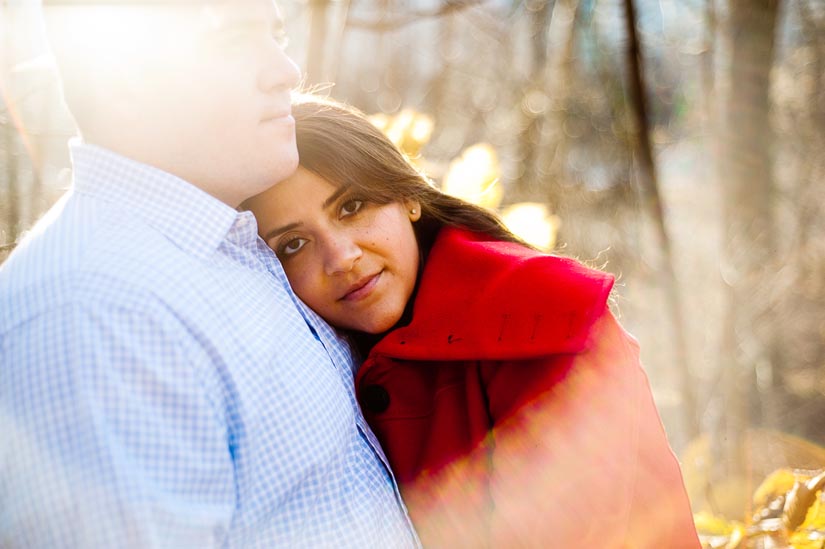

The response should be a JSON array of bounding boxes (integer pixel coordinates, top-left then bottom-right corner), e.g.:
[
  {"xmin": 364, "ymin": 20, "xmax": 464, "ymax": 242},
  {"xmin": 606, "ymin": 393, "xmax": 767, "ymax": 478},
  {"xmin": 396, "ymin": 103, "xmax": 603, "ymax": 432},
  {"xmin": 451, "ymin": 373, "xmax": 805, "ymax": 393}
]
[{"xmin": 404, "ymin": 199, "xmax": 422, "ymax": 222}]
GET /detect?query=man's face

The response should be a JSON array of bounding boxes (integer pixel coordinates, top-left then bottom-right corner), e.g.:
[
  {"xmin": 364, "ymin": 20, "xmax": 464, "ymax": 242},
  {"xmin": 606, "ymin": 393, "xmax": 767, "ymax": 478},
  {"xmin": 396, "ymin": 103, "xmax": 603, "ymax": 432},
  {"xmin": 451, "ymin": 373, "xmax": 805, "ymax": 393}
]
[
  {"xmin": 142, "ymin": 1, "xmax": 301, "ymax": 205},
  {"xmin": 48, "ymin": 0, "xmax": 301, "ymax": 206}
]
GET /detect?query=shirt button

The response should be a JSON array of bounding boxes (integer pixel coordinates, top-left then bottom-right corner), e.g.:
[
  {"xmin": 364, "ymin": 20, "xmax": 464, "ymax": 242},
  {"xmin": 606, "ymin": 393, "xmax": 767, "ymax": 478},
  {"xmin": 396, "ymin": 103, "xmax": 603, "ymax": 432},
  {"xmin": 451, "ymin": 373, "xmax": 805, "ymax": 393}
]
[{"xmin": 361, "ymin": 384, "xmax": 390, "ymax": 414}]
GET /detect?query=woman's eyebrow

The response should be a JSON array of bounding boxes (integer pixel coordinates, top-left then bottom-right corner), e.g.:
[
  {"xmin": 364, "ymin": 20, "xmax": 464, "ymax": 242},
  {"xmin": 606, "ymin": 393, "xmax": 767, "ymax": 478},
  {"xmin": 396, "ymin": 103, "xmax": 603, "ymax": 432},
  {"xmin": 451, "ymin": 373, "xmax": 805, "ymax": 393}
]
[
  {"xmin": 262, "ymin": 184, "xmax": 352, "ymax": 242},
  {"xmin": 264, "ymin": 222, "xmax": 301, "ymax": 242},
  {"xmin": 323, "ymin": 185, "xmax": 351, "ymax": 209}
]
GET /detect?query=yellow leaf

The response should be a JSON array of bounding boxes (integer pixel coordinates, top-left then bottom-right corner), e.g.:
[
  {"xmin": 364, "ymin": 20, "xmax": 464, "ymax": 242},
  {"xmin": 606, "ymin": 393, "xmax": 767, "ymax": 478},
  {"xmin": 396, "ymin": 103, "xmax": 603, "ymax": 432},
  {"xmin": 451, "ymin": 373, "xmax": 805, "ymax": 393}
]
[
  {"xmin": 500, "ymin": 202, "xmax": 560, "ymax": 252},
  {"xmin": 368, "ymin": 113, "xmax": 390, "ymax": 133},
  {"xmin": 694, "ymin": 510, "xmax": 739, "ymax": 536},
  {"xmin": 442, "ymin": 143, "xmax": 502, "ymax": 210},
  {"xmin": 753, "ymin": 468, "xmax": 798, "ymax": 508},
  {"xmin": 370, "ymin": 109, "xmax": 434, "ymax": 161}
]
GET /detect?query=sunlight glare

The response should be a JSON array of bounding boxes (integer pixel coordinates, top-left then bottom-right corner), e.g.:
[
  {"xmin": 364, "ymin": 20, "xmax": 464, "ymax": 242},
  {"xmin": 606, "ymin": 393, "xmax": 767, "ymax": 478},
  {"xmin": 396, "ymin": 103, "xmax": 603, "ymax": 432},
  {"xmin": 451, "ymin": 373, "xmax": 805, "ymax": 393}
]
[
  {"xmin": 44, "ymin": 5, "xmax": 158, "ymax": 63},
  {"xmin": 441, "ymin": 143, "xmax": 503, "ymax": 210},
  {"xmin": 41, "ymin": 3, "xmax": 217, "ymax": 72},
  {"xmin": 501, "ymin": 202, "xmax": 559, "ymax": 251}
]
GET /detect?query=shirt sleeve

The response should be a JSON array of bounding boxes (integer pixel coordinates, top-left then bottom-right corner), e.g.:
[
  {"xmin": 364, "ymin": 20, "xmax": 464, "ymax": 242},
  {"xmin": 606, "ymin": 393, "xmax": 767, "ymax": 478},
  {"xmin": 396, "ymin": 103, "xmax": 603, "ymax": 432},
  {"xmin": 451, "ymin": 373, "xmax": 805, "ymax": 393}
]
[{"xmin": 0, "ymin": 300, "xmax": 236, "ymax": 548}]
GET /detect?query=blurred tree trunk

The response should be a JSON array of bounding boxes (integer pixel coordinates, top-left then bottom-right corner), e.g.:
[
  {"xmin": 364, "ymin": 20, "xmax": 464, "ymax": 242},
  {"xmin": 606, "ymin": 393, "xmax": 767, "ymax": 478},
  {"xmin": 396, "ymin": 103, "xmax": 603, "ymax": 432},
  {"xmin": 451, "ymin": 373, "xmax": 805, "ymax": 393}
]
[
  {"xmin": 375, "ymin": 0, "xmax": 396, "ymax": 112},
  {"xmin": 541, "ymin": 0, "xmax": 581, "ymax": 219},
  {"xmin": 511, "ymin": 0, "xmax": 554, "ymax": 203},
  {"xmin": 327, "ymin": 0, "xmax": 353, "ymax": 86},
  {"xmin": 701, "ymin": 0, "xmax": 716, "ymax": 126},
  {"xmin": 28, "ymin": 83, "xmax": 47, "ymax": 225},
  {"xmin": 2, "ymin": 117, "xmax": 19, "ymax": 246},
  {"xmin": 2, "ymin": 7, "xmax": 20, "ymax": 247},
  {"xmin": 791, "ymin": 0, "xmax": 825, "ymax": 428},
  {"xmin": 715, "ymin": 0, "xmax": 781, "ymax": 513},
  {"xmin": 306, "ymin": 0, "xmax": 331, "ymax": 85},
  {"xmin": 386, "ymin": 0, "xmax": 410, "ymax": 108},
  {"xmin": 795, "ymin": 0, "xmax": 825, "ymax": 252},
  {"xmin": 424, "ymin": 26, "xmax": 451, "ymax": 122},
  {"xmin": 623, "ymin": 0, "xmax": 699, "ymax": 442}
]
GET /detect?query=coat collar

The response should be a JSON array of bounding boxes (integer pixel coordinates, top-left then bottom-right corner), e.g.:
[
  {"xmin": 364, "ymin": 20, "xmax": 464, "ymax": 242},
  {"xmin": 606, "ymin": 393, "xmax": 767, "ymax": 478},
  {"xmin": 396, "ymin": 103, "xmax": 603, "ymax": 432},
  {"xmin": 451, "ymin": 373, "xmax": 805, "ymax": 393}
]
[{"xmin": 370, "ymin": 227, "xmax": 614, "ymax": 362}]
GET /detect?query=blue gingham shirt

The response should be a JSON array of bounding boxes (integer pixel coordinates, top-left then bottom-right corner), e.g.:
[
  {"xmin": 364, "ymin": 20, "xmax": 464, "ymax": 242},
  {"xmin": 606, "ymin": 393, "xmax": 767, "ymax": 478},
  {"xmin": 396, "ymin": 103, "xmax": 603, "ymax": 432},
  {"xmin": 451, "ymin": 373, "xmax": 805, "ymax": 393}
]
[{"xmin": 0, "ymin": 142, "xmax": 419, "ymax": 548}]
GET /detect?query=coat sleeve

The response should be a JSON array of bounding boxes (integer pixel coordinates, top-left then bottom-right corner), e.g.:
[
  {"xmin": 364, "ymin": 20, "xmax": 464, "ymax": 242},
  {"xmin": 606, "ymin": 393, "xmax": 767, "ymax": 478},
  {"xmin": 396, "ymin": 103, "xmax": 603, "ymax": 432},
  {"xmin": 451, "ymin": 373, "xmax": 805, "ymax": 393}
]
[{"xmin": 480, "ymin": 308, "xmax": 700, "ymax": 548}]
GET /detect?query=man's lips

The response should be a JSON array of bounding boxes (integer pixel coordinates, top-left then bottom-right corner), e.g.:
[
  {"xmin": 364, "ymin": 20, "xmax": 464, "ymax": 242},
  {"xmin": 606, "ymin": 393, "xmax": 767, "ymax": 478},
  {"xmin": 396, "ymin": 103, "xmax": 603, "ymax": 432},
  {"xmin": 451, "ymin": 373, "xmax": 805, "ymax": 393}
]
[{"xmin": 340, "ymin": 272, "xmax": 382, "ymax": 302}]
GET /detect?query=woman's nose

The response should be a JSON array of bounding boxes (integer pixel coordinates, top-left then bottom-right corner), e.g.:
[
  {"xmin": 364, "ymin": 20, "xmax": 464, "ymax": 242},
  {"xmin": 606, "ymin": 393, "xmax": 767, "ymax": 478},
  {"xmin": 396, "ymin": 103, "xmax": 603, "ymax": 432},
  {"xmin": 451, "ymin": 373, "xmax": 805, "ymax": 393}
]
[{"xmin": 323, "ymin": 234, "xmax": 362, "ymax": 276}]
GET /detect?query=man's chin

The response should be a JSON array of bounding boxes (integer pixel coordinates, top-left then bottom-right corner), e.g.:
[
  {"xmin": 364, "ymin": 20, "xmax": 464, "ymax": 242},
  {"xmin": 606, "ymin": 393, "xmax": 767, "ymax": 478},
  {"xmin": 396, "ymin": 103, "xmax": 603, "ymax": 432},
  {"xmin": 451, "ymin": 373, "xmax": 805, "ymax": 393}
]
[{"xmin": 273, "ymin": 145, "xmax": 300, "ymax": 182}]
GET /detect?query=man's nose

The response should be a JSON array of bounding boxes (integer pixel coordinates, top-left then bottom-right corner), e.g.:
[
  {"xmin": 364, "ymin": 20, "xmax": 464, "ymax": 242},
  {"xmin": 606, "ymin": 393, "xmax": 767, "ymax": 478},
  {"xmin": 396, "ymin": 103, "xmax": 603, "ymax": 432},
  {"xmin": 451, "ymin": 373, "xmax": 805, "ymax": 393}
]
[
  {"xmin": 258, "ymin": 47, "xmax": 301, "ymax": 94},
  {"xmin": 323, "ymin": 234, "xmax": 362, "ymax": 276}
]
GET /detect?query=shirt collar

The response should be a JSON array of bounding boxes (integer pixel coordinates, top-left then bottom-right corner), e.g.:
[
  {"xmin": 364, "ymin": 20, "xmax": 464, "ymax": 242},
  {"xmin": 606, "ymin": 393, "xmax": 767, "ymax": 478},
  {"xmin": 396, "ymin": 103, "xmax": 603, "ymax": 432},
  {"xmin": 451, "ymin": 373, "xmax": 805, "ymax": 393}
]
[{"xmin": 70, "ymin": 140, "xmax": 256, "ymax": 260}]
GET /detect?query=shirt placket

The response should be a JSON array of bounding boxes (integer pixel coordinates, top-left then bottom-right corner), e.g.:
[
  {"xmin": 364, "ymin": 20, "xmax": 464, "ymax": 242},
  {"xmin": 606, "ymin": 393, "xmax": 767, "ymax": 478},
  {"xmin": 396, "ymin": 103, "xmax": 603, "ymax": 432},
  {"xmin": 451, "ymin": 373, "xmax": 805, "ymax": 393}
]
[{"xmin": 253, "ymin": 239, "xmax": 417, "ymax": 539}]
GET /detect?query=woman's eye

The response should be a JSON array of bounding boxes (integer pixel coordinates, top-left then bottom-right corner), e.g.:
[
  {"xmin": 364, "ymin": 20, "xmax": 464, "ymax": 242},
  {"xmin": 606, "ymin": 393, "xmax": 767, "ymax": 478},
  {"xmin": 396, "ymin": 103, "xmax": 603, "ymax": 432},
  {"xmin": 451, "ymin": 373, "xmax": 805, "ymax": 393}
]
[
  {"xmin": 340, "ymin": 199, "xmax": 364, "ymax": 218},
  {"xmin": 278, "ymin": 237, "xmax": 308, "ymax": 256}
]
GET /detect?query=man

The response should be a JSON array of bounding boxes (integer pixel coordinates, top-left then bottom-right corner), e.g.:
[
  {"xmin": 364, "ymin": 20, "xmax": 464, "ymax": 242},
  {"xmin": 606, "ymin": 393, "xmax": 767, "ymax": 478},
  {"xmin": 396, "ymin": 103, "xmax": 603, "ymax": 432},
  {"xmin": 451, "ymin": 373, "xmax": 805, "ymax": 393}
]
[{"xmin": 0, "ymin": 1, "xmax": 419, "ymax": 546}]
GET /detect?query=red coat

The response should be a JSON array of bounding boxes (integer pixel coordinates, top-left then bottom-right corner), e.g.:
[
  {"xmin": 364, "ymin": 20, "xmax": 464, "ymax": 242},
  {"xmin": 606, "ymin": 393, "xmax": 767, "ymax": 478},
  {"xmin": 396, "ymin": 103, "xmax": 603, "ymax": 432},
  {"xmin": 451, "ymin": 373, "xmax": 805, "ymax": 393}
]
[{"xmin": 356, "ymin": 227, "xmax": 699, "ymax": 548}]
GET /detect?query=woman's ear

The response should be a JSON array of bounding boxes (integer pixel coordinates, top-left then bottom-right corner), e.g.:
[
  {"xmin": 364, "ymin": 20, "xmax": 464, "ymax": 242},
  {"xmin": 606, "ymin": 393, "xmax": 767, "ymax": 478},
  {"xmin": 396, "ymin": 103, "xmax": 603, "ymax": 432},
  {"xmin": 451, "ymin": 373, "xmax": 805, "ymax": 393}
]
[{"xmin": 404, "ymin": 199, "xmax": 422, "ymax": 222}]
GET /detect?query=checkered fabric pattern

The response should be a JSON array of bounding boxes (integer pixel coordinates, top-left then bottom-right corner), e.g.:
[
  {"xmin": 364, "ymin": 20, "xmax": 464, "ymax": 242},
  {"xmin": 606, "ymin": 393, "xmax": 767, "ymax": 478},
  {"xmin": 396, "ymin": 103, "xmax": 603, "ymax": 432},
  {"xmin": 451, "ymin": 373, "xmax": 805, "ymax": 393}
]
[{"xmin": 0, "ymin": 142, "xmax": 419, "ymax": 548}]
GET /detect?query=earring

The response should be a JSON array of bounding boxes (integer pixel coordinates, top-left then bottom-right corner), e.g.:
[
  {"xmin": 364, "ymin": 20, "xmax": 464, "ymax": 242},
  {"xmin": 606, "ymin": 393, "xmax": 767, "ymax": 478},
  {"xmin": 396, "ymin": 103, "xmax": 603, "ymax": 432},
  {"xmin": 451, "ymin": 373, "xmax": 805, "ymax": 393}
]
[{"xmin": 410, "ymin": 209, "xmax": 417, "ymax": 215}]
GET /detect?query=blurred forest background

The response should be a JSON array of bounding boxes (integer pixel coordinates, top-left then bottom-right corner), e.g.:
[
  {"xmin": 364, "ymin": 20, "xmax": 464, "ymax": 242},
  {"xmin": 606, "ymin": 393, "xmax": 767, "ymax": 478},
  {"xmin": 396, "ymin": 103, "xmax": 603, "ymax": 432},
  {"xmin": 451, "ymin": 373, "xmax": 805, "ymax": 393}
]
[{"xmin": 2, "ymin": 0, "xmax": 825, "ymax": 534}]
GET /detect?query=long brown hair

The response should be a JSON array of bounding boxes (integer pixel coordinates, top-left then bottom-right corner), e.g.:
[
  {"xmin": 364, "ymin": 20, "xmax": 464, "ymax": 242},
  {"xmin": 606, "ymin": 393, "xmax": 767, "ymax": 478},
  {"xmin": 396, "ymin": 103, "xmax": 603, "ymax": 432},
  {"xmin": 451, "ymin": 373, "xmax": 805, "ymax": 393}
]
[{"xmin": 290, "ymin": 94, "xmax": 525, "ymax": 253}]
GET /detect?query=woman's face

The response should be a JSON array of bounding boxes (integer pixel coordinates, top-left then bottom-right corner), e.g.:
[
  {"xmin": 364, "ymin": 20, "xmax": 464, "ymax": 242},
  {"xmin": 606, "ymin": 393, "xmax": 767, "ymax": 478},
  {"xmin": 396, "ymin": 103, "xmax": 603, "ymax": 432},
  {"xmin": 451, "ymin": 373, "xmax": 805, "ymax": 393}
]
[{"xmin": 246, "ymin": 166, "xmax": 422, "ymax": 334}]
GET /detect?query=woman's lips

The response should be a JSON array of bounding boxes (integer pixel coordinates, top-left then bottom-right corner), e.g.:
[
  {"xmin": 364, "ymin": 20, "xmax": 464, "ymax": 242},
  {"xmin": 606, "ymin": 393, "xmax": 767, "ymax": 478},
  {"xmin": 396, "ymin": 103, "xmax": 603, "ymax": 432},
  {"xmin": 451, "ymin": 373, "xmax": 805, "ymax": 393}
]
[{"xmin": 341, "ymin": 272, "xmax": 382, "ymax": 302}]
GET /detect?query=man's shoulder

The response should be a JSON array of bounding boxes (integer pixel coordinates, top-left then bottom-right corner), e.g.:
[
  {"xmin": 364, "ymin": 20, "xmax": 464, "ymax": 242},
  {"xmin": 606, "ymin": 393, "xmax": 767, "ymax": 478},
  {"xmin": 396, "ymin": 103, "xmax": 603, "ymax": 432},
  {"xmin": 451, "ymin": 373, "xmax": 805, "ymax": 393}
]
[{"xmin": 0, "ymin": 194, "xmax": 205, "ymax": 331}]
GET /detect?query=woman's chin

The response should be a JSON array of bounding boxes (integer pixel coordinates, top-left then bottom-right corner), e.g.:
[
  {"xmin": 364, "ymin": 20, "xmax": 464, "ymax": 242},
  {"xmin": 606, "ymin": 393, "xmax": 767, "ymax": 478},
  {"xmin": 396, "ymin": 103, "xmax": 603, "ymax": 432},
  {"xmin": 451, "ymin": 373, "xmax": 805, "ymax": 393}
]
[{"xmin": 350, "ymin": 315, "xmax": 403, "ymax": 336}]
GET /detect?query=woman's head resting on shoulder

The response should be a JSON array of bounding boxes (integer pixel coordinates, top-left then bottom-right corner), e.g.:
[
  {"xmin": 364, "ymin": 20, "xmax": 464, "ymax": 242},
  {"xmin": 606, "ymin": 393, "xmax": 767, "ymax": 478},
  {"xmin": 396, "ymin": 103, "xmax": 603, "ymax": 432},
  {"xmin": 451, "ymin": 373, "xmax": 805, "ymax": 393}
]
[{"xmin": 243, "ymin": 94, "xmax": 521, "ymax": 335}]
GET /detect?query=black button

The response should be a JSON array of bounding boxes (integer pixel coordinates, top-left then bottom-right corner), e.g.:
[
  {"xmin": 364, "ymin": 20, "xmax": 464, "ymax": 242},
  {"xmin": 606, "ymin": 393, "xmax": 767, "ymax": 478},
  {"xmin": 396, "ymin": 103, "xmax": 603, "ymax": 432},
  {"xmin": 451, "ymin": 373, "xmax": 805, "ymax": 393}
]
[{"xmin": 361, "ymin": 384, "xmax": 390, "ymax": 414}]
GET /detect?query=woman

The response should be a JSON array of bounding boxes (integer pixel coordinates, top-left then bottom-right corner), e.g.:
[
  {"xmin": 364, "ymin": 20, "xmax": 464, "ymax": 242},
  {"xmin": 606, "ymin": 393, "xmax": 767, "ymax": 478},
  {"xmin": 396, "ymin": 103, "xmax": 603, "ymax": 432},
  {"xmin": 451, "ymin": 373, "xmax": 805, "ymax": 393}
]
[{"xmin": 243, "ymin": 95, "xmax": 700, "ymax": 547}]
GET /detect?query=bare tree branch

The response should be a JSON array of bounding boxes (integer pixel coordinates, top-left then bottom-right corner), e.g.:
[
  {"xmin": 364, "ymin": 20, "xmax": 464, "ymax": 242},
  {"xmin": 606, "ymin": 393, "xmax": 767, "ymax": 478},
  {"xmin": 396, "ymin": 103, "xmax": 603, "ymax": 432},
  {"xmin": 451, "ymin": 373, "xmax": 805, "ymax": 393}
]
[{"xmin": 346, "ymin": 0, "xmax": 487, "ymax": 32}]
